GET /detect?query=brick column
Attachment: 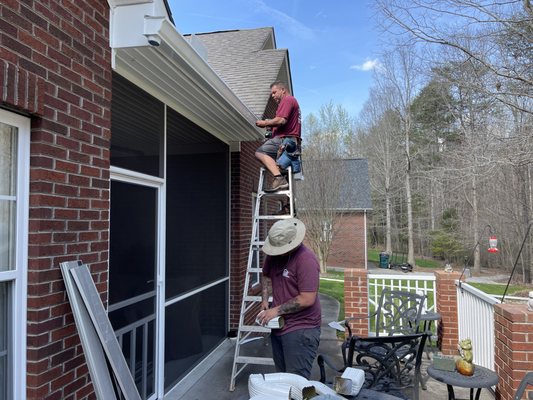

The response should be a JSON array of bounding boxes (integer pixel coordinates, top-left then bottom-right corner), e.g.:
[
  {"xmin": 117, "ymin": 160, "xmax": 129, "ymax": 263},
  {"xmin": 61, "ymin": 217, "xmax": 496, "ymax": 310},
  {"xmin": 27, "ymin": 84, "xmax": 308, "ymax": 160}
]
[
  {"xmin": 434, "ymin": 270, "xmax": 461, "ymax": 355},
  {"xmin": 344, "ymin": 269, "xmax": 369, "ymax": 336},
  {"xmin": 494, "ymin": 304, "xmax": 533, "ymax": 400}
]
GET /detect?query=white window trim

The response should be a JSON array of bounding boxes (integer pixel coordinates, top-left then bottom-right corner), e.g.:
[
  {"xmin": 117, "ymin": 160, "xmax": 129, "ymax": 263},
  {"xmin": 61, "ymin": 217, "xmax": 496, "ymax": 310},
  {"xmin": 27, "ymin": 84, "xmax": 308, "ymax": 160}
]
[{"xmin": 0, "ymin": 108, "xmax": 30, "ymax": 400}]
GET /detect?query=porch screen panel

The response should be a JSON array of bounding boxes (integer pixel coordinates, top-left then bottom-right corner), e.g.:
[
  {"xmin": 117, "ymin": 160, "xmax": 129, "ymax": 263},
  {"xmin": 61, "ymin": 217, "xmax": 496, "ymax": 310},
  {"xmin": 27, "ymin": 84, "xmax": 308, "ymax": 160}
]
[
  {"xmin": 163, "ymin": 281, "xmax": 227, "ymax": 391},
  {"xmin": 165, "ymin": 108, "xmax": 229, "ymax": 299},
  {"xmin": 109, "ymin": 180, "xmax": 157, "ymax": 399},
  {"xmin": 111, "ymin": 73, "xmax": 164, "ymax": 177}
]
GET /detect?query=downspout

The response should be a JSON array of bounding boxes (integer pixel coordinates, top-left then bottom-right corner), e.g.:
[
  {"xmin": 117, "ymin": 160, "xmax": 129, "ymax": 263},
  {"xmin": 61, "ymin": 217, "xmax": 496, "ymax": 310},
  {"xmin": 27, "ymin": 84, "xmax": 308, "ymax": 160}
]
[{"xmin": 364, "ymin": 210, "xmax": 368, "ymax": 269}]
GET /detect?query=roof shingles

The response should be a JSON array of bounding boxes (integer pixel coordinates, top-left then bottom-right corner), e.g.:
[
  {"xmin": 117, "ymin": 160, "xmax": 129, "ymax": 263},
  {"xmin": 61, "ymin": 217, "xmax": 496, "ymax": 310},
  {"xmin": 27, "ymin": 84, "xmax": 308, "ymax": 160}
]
[{"xmin": 185, "ymin": 28, "xmax": 288, "ymax": 118}]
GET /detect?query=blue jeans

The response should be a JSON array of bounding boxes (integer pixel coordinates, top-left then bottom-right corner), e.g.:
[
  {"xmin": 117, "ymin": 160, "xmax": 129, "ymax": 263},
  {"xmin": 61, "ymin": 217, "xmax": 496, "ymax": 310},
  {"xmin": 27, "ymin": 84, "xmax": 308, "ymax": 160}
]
[{"xmin": 270, "ymin": 327, "xmax": 320, "ymax": 379}]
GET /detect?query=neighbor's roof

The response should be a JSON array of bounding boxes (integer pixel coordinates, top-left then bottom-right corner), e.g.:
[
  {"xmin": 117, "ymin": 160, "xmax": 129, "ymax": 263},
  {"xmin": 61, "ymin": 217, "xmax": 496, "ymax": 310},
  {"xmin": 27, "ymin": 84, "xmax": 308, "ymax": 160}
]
[
  {"xmin": 185, "ymin": 28, "xmax": 289, "ymax": 118},
  {"xmin": 297, "ymin": 158, "xmax": 373, "ymax": 211}
]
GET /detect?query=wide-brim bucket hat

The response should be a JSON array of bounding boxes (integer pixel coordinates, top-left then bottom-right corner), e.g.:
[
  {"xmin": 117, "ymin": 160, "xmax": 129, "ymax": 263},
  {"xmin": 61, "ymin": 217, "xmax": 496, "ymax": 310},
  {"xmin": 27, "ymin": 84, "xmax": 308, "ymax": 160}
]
[{"xmin": 262, "ymin": 218, "xmax": 306, "ymax": 256}]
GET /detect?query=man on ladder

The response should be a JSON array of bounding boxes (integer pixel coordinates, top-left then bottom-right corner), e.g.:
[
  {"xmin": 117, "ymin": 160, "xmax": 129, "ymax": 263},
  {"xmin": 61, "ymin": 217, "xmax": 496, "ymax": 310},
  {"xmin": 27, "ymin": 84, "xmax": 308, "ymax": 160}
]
[
  {"xmin": 255, "ymin": 81, "xmax": 302, "ymax": 192},
  {"xmin": 256, "ymin": 218, "xmax": 322, "ymax": 379}
]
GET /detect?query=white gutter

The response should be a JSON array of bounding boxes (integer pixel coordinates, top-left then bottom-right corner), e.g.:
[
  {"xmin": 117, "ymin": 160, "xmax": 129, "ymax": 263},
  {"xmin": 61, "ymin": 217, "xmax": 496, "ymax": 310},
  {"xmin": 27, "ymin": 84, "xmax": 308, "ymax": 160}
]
[{"xmin": 108, "ymin": 1, "xmax": 264, "ymax": 144}]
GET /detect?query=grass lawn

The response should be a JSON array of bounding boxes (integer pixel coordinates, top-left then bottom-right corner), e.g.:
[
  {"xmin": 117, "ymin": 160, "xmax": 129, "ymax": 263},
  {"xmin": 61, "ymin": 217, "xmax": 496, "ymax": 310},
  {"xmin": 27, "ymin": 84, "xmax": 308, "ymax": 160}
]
[
  {"xmin": 468, "ymin": 282, "xmax": 526, "ymax": 297},
  {"xmin": 319, "ymin": 278, "xmax": 345, "ymax": 321},
  {"xmin": 368, "ymin": 248, "xmax": 440, "ymax": 269}
]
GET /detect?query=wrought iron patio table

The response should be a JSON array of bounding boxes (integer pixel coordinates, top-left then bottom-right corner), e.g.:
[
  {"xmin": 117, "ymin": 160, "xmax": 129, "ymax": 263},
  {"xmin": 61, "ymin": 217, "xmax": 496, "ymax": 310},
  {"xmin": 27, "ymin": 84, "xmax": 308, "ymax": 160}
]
[{"xmin": 427, "ymin": 364, "xmax": 498, "ymax": 400}]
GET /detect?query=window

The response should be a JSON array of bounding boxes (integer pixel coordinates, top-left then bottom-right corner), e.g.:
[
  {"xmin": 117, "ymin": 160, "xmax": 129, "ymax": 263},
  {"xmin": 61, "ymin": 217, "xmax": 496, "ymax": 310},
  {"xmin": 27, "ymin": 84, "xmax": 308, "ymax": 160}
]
[{"xmin": 0, "ymin": 109, "xmax": 29, "ymax": 400}]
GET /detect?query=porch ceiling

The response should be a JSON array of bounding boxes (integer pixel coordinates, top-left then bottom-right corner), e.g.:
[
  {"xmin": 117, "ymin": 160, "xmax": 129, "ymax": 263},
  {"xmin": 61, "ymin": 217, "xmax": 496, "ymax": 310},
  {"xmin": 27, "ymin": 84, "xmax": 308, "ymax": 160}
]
[{"xmin": 111, "ymin": 15, "xmax": 264, "ymax": 145}]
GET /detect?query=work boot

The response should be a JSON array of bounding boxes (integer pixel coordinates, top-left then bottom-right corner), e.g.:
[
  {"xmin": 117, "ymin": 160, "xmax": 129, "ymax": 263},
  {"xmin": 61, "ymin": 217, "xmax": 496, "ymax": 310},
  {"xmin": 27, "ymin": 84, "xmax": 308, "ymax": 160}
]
[{"xmin": 265, "ymin": 176, "xmax": 288, "ymax": 192}]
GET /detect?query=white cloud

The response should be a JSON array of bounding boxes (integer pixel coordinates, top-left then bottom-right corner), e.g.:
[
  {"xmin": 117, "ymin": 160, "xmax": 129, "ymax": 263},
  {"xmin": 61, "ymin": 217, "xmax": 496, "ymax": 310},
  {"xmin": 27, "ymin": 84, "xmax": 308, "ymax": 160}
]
[{"xmin": 350, "ymin": 58, "xmax": 381, "ymax": 71}]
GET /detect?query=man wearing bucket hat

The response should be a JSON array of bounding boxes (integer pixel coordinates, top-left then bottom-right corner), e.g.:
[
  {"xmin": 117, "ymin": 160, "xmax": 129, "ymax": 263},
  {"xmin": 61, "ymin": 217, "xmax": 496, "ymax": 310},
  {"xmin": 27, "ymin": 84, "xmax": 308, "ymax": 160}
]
[
  {"xmin": 255, "ymin": 81, "xmax": 301, "ymax": 192},
  {"xmin": 256, "ymin": 218, "xmax": 321, "ymax": 379}
]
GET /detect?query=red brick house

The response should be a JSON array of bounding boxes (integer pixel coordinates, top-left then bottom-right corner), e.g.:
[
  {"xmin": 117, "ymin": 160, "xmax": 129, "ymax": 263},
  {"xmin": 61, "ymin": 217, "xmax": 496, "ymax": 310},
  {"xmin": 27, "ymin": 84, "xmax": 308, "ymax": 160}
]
[
  {"xmin": 0, "ymin": 1, "xmax": 291, "ymax": 399},
  {"xmin": 297, "ymin": 158, "xmax": 372, "ymax": 269}
]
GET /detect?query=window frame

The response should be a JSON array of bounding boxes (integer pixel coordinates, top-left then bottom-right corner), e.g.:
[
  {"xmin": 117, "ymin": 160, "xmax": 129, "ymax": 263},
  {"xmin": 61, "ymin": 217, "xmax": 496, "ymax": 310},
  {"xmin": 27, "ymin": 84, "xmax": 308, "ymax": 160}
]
[{"xmin": 0, "ymin": 109, "xmax": 30, "ymax": 400}]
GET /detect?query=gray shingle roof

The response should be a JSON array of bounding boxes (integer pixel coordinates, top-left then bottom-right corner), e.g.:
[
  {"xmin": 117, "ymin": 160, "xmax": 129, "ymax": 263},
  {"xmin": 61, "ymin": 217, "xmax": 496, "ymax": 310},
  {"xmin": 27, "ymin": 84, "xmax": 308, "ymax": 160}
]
[
  {"xmin": 185, "ymin": 28, "xmax": 288, "ymax": 118},
  {"xmin": 296, "ymin": 158, "xmax": 373, "ymax": 211}
]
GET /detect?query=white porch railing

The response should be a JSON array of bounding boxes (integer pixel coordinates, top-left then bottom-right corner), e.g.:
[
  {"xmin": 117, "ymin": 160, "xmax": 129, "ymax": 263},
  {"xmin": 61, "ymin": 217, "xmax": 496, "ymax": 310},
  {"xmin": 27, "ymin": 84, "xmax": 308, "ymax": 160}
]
[
  {"xmin": 456, "ymin": 281, "xmax": 500, "ymax": 371},
  {"xmin": 367, "ymin": 273, "xmax": 437, "ymax": 336}
]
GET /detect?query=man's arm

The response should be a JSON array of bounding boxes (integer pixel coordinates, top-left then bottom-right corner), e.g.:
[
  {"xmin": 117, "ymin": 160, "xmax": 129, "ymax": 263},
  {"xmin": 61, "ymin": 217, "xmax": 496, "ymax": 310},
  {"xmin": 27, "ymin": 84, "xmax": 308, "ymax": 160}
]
[
  {"xmin": 277, "ymin": 292, "xmax": 317, "ymax": 314},
  {"xmin": 256, "ymin": 117, "xmax": 286, "ymax": 128},
  {"xmin": 261, "ymin": 275, "xmax": 271, "ymax": 310},
  {"xmin": 257, "ymin": 291, "xmax": 317, "ymax": 324}
]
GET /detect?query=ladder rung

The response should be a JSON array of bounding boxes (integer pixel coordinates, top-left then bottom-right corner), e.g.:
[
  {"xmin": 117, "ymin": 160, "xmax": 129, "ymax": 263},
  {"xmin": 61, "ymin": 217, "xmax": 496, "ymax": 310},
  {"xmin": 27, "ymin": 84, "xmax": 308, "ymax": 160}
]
[
  {"xmin": 247, "ymin": 267, "xmax": 262, "ymax": 273},
  {"xmin": 259, "ymin": 190, "xmax": 291, "ymax": 196},
  {"xmin": 256, "ymin": 215, "xmax": 293, "ymax": 220},
  {"xmin": 239, "ymin": 325, "xmax": 271, "ymax": 333},
  {"xmin": 236, "ymin": 356, "xmax": 275, "ymax": 366},
  {"xmin": 243, "ymin": 295, "xmax": 262, "ymax": 302}
]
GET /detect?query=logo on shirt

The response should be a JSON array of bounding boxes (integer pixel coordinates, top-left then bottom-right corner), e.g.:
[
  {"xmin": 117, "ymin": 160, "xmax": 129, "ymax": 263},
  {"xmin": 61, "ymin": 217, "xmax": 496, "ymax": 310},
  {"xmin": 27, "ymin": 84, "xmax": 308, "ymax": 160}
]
[{"xmin": 282, "ymin": 268, "xmax": 290, "ymax": 278}]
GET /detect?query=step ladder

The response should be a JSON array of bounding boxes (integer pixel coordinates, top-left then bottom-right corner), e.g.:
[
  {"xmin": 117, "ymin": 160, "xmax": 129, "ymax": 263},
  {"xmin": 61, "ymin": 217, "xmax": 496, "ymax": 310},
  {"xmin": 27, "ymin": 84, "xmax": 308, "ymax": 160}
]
[{"xmin": 229, "ymin": 167, "xmax": 297, "ymax": 391}]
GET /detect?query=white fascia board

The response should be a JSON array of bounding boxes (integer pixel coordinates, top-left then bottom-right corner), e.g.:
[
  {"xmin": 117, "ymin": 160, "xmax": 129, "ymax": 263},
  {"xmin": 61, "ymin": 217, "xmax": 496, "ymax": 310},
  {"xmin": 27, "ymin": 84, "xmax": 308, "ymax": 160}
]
[{"xmin": 109, "ymin": 3, "xmax": 264, "ymax": 145}]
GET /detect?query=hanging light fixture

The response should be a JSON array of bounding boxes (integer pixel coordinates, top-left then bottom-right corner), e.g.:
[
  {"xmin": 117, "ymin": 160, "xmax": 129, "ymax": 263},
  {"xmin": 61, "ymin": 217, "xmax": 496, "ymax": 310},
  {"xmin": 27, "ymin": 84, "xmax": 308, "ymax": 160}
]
[{"xmin": 488, "ymin": 235, "xmax": 499, "ymax": 253}]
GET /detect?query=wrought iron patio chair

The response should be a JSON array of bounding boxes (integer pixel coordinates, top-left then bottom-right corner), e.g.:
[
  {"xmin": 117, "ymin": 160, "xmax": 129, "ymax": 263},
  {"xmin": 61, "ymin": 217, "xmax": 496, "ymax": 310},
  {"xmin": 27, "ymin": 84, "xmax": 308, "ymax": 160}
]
[
  {"xmin": 318, "ymin": 332, "xmax": 429, "ymax": 400},
  {"xmin": 318, "ymin": 289, "xmax": 428, "ymax": 399},
  {"xmin": 514, "ymin": 371, "xmax": 533, "ymax": 400}
]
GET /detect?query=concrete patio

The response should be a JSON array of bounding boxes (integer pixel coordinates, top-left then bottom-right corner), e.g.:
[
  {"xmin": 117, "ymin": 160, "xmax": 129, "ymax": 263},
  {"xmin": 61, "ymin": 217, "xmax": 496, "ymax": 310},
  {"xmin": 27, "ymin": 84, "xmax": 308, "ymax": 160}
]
[{"xmin": 165, "ymin": 294, "xmax": 496, "ymax": 400}]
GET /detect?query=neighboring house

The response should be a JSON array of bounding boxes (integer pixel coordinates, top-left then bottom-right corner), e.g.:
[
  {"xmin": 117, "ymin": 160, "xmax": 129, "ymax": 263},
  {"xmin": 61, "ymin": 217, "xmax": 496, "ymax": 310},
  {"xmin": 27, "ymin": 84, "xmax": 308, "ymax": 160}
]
[
  {"xmin": 297, "ymin": 159, "xmax": 373, "ymax": 269},
  {"xmin": 0, "ymin": 1, "xmax": 290, "ymax": 399}
]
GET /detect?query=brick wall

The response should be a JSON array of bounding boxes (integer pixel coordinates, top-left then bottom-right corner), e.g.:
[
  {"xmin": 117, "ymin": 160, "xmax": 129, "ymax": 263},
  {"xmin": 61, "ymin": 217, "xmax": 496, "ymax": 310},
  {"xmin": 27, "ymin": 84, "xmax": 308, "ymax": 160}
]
[
  {"xmin": 494, "ymin": 304, "xmax": 533, "ymax": 400},
  {"xmin": 229, "ymin": 141, "xmax": 263, "ymax": 331},
  {"xmin": 344, "ymin": 268, "xmax": 369, "ymax": 337},
  {"xmin": 434, "ymin": 270, "xmax": 461, "ymax": 355},
  {"xmin": 327, "ymin": 213, "xmax": 366, "ymax": 268},
  {"xmin": 1, "ymin": 1, "xmax": 111, "ymax": 399}
]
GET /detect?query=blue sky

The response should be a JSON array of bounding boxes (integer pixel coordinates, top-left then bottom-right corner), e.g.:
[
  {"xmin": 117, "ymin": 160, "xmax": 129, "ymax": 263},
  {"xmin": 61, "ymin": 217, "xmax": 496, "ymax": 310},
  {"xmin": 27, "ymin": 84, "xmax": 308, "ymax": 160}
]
[{"xmin": 167, "ymin": 0, "xmax": 379, "ymax": 119}]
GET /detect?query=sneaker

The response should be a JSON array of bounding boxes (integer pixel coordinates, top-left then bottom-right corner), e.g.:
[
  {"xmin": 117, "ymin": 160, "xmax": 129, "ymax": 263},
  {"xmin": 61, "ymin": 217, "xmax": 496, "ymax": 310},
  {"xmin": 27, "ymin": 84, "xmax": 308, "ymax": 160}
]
[{"xmin": 265, "ymin": 176, "xmax": 289, "ymax": 192}]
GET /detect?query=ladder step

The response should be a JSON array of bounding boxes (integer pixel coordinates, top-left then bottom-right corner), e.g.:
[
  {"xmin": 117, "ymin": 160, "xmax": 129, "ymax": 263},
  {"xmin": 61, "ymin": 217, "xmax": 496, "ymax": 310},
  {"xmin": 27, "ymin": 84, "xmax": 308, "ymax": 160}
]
[
  {"xmin": 259, "ymin": 189, "xmax": 291, "ymax": 196},
  {"xmin": 256, "ymin": 215, "xmax": 293, "ymax": 220},
  {"xmin": 243, "ymin": 295, "xmax": 262, "ymax": 302},
  {"xmin": 247, "ymin": 267, "xmax": 262, "ymax": 273},
  {"xmin": 236, "ymin": 356, "xmax": 275, "ymax": 366},
  {"xmin": 239, "ymin": 325, "xmax": 272, "ymax": 333}
]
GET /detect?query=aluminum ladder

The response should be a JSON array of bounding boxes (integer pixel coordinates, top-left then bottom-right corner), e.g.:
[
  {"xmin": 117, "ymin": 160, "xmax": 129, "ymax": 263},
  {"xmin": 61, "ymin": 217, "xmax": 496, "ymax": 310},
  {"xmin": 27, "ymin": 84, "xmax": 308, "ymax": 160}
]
[{"xmin": 229, "ymin": 167, "xmax": 296, "ymax": 391}]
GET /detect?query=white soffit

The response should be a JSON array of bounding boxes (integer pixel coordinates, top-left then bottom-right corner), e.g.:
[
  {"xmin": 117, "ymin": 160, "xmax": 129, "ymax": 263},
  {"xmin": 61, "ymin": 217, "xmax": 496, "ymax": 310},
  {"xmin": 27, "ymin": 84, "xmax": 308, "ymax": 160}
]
[{"xmin": 109, "ymin": 2, "xmax": 263, "ymax": 144}]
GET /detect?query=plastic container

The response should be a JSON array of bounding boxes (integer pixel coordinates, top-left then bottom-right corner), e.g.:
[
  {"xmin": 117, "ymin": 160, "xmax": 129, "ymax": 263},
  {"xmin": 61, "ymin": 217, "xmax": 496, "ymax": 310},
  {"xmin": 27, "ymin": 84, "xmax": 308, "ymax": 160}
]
[{"xmin": 379, "ymin": 252, "xmax": 390, "ymax": 269}]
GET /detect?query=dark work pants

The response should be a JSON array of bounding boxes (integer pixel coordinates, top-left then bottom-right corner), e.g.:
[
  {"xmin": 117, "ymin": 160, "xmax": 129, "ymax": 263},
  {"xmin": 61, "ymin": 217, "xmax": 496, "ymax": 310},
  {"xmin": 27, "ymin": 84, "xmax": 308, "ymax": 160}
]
[{"xmin": 270, "ymin": 327, "xmax": 321, "ymax": 379}]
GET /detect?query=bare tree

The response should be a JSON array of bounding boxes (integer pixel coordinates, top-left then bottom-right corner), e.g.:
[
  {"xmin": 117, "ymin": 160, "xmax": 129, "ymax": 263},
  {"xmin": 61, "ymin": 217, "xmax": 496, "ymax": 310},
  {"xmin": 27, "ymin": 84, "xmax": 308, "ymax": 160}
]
[
  {"xmin": 374, "ymin": 0, "xmax": 533, "ymax": 115},
  {"xmin": 299, "ymin": 103, "xmax": 355, "ymax": 273},
  {"xmin": 355, "ymin": 86, "xmax": 404, "ymax": 254},
  {"xmin": 376, "ymin": 43, "xmax": 423, "ymax": 267}
]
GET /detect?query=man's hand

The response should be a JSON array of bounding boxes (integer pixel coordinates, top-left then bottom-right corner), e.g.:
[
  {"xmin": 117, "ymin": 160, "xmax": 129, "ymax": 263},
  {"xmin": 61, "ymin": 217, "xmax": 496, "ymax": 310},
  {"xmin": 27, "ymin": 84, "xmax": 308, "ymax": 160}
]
[
  {"xmin": 256, "ymin": 308, "xmax": 278, "ymax": 326},
  {"xmin": 256, "ymin": 120, "xmax": 268, "ymax": 128}
]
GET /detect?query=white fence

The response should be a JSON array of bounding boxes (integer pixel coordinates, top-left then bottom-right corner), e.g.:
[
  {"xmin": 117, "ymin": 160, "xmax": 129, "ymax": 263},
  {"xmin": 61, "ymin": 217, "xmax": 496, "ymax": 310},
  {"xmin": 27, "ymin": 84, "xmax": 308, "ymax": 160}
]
[
  {"xmin": 367, "ymin": 273, "xmax": 437, "ymax": 335},
  {"xmin": 456, "ymin": 281, "xmax": 500, "ymax": 371}
]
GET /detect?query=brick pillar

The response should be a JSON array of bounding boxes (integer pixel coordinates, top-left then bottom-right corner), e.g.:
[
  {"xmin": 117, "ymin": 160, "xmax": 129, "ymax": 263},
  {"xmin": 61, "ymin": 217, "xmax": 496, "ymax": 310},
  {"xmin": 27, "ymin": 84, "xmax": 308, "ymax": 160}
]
[
  {"xmin": 434, "ymin": 270, "xmax": 461, "ymax": 355},
  {"xmin": 494, "ymin": 304, "xmax": 533, "ymax": 400},
  {"xmin": 344, "ymin": 269, "xmax": 369, "ymax": 336}
]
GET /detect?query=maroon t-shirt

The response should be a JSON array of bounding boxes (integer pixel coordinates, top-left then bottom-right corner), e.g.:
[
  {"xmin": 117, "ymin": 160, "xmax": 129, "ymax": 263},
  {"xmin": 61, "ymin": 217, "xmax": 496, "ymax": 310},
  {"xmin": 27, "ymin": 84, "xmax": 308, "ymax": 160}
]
[
  {"xmin": 262, "ymin": 245, "xmax": 321, "ymax": 335},
  {"xmin": 272, "ymin": 95, "xmax": 301, "ymax": 138}
]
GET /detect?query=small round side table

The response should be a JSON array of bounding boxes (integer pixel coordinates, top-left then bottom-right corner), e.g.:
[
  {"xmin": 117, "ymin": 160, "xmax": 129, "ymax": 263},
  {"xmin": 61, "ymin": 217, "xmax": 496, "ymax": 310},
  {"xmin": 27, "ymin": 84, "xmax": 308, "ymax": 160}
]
[{"xmin": 427, "ymin": 364, "xmax": 498, "ymax": 400}]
